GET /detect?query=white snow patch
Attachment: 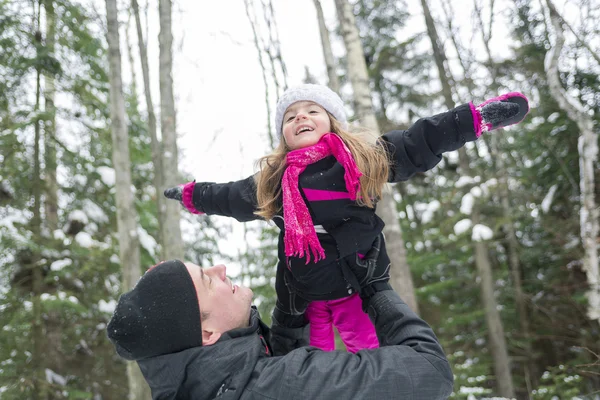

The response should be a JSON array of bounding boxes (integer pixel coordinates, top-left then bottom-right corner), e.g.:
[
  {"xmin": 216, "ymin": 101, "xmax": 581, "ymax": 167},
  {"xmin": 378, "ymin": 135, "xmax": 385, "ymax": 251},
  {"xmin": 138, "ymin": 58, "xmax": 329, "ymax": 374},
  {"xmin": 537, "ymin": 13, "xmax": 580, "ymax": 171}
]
[
  {"xmin": 75, "ymin": 232, "xmax": 94, "ymax": 248},
  {"xmin": 0, "ymin": 208, "xmax": 31, "ymax": 243},
  {"xmin": 98, "ymin": 299, "xmax": 117, "ymax": 314},
  {"xmin": 547, "ymin": 112, "xmax": 560, "ymax": 123},
  {"xmin": 73, "ymin": 174, "xmax": 87, "ymax": 186},
  {"xmin": 405, "ymin": 205, "xmax": 415, "ymax": 220},
  {"xmin": 50, "ymin": 259, "xmax": 72, "ymax": 272},
  {"xmin": 0, "ymin": 179, "xmax": 13, "ymax": 197},
  {"xmin": 454, "ymin": 219, "xmax": 472, "ymax": 236},
  {"xmin": 137, "ymin": 226, "xmax": 157, "ymax": 257},
  {"xmin": 83, "ymin": 199, "xmax": 109, "ymax": 223},
  {"xmin": 45, "ymin": 368, "xmax": 67, "ymax": 386},
  {"xmin": 109, "ymin": 254, "xmax": 120, "ymax": 264},
  {"xmin": 420, "ymin": 200, "xmax": 440, "ymax": 224},
  {"xmin": 541, "ymin": 184, "xmax": 558, "ymax": 213},
  {"xmin": 472, "ymin": 224, "xmax": 494, "ymax": 241},
  {"xmin": 97, "ymin": 166, "xmax": 116, "ymax": 187},
  {"xmin": 455, "ymin": 176, "xmax": 476, "ymax": 188},
  {"xmin": 460, "ymin": 193, "xmax": 474, "ymax": 215},
  {"xmin": 53, "ymin": 229, "xmax": 66, "ymax": 240},
  {"xmin": 470, "ymin": 186, "xmax": 483, "ymax": 198},
  {"xmin": 105, "ymin": 274, "xmax": 121, "ymax": 294},
  {"xmin": 434, "ymin": 175, "xmax": 447, "ymax": 187},
  {"xmin": 67, "ymin": 210, "xmax": 89, "ymax": 225}
]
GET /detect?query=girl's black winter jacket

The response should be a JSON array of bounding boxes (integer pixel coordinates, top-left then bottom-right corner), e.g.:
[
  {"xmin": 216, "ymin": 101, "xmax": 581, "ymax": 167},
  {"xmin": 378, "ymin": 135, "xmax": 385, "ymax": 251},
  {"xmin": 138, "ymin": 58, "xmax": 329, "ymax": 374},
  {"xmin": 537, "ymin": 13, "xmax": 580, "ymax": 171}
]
[{"xmin": 190, "ymin": 104, "xmax": 478, "ymax": 299}]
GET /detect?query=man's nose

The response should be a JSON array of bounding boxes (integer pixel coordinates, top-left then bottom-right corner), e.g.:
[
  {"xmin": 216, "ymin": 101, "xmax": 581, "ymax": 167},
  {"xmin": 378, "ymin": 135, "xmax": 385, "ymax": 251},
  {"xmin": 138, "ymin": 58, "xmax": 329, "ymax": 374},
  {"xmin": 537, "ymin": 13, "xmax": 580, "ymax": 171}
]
[{"xmin": 210, "ymin": 264, "xmax": 227, "ymax": 280}]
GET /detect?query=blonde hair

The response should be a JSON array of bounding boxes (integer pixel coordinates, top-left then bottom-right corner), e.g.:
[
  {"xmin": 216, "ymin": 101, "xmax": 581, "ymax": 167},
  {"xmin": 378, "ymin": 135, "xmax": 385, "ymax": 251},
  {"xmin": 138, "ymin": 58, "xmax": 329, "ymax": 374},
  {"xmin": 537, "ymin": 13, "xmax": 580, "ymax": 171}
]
[{"xmin": 254, "ymin": 113, "xmax": 389, "ymax": 220}]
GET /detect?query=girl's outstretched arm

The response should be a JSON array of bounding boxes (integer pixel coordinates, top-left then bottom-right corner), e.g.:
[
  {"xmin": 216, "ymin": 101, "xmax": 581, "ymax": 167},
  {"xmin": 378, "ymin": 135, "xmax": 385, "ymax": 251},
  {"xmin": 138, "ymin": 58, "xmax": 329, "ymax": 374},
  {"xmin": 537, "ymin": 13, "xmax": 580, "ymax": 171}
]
[
  {"xmin": 380, "ymin": 93, "xmax": 528, "ymax": 182},
  {"xmin": 164, "ymin": 174, "xmax": 260, "ymax": 222}
]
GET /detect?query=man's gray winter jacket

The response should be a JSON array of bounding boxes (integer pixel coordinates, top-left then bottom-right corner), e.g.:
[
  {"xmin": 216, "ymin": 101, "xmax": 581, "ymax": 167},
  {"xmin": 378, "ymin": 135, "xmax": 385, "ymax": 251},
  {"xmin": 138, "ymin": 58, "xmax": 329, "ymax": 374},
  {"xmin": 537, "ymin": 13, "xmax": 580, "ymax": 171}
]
[{"xmin": 137, "ymin": 290, "xmax": 453, "ymax": 399}]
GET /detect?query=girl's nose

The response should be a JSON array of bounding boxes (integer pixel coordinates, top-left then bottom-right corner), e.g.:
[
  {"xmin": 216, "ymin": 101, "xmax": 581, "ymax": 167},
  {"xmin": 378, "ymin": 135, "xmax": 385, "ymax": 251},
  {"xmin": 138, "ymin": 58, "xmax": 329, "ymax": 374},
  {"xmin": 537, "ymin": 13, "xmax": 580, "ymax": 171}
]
[{"xmin": 295, "ymin": 112, "xmax": 308, "ymax": 121}]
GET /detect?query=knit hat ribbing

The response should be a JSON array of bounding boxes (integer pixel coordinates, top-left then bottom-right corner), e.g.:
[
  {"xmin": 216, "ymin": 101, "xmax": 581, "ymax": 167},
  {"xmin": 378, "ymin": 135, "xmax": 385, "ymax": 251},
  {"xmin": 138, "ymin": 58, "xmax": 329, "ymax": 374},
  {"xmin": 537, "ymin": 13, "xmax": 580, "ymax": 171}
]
[
  {"xmin": 107, "ymin": 259, "xmax": 203, "ymax": 360},
  {"xmin": 275, "ymin": 84, "xmax": 347, "ymax": 137}
]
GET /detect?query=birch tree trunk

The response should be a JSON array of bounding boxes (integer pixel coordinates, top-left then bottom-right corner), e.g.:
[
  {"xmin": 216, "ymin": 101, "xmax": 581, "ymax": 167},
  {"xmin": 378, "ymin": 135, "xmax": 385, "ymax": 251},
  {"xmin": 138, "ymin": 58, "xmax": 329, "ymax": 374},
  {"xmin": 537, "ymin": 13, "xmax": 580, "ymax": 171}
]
[
  {"xmin": 132, "ymin": 0, "xmax": 166, "ymax": 258},
  {"xmin": 43, "ymin": 0, "xmax": 58, "ymax": 232},
  {"xmin": 158, "ymin": 0, "xmax": 184, "ymax": 260},
  {"xmin": 31, "ymin": 10, "xmax": 46, "ymax": 397},
  {"xmin": 41, "ymin": 0, "xmax": 66, "ymax": 378},
  {"xmin": 334, "ymin": 0, "xmax": 418, "ymax": 313},
  {"xmin": 545, "ymin": 0, "xmax": 600, "ymax": 324},
  {"xmin": 313, "ymin": 0, "xmax": 340, "ymax": 94},
  {"xmin": 104, "ymin": 1, "xmax": 149, "ymax": 398},
  {"xmin": 125, "ymin": 12, "xmax": 139, "ymax": 105},
  {"xmin": 420, "ymin": 0, "xmax": 515, "ymax": 396}
]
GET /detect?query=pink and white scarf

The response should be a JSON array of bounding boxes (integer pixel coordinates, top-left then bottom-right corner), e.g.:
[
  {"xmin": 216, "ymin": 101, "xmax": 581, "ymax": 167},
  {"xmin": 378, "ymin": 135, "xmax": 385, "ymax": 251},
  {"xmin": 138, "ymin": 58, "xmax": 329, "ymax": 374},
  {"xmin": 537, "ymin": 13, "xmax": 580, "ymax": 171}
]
[{"xmin": 282, "ymin": 133, "xmax": 362, "ymax": 263}]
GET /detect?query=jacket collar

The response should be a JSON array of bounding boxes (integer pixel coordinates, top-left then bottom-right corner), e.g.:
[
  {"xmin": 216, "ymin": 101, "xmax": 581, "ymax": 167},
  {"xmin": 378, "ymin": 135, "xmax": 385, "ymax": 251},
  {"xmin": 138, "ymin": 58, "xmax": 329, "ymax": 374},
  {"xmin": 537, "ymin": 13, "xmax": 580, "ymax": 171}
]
[{"xmin": 137, "ymin": 306, "xmax": 271, "ymax": 399}]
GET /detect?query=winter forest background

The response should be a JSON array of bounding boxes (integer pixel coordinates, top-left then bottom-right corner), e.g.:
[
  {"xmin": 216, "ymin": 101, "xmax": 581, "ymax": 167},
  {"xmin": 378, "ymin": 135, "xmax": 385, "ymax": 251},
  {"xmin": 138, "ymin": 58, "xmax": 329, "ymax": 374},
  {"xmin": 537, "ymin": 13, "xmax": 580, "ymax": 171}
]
[{"xmin": 1, "ymin": 0, "xmax": 599, "ymax": 398}]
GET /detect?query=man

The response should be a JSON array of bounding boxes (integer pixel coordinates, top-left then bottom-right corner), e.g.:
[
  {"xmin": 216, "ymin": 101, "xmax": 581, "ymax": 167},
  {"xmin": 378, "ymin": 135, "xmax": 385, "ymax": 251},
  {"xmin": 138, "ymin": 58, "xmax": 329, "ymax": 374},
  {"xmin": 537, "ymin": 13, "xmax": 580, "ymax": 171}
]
[{"xmin": 107, "ymin": 258, "xmax": 453, "ymax": 399}]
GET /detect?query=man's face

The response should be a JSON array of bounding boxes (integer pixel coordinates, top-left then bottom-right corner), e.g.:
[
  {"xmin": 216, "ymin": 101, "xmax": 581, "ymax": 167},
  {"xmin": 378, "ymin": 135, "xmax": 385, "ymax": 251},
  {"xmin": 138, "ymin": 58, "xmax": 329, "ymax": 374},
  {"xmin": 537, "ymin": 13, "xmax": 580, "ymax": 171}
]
[{"xmin": 184, "ymin": 263, "xmax": 253, "ymax": 345}]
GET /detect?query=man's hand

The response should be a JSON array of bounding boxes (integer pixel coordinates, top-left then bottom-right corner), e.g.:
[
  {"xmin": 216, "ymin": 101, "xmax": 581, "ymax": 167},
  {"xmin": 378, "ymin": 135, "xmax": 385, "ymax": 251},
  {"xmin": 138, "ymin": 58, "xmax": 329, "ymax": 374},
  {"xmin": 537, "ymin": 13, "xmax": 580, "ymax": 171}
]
[{"xmin": 348, "ymin": 236, "xmax": 392, "ymax": 310}]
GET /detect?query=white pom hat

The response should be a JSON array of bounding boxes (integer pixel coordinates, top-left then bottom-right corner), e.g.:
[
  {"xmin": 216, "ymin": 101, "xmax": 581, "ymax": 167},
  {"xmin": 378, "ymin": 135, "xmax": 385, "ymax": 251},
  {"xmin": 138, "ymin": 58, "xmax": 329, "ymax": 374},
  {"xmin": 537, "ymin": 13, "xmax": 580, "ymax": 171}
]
[{"xmin": 275, "ymin": 84, "xmax": 347, "ymax": 137}]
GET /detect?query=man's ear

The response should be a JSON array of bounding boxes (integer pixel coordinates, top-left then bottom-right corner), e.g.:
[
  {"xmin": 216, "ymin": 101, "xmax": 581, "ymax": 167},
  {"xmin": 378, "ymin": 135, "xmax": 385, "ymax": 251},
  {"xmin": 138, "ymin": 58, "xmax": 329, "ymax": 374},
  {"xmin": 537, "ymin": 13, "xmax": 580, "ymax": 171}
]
[{"xmin": 202, "ymin": 329, "xmax": 222, "ymax": 346}]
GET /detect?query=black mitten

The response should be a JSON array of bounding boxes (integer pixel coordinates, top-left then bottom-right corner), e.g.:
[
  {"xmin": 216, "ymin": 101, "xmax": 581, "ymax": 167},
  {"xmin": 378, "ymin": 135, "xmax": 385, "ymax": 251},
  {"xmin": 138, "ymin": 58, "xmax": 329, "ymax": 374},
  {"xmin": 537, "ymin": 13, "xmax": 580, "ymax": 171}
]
[
  {"xmin": 163, "ymin": 181, "xmax": 204, "ymax": 215},
  {"xmin": 480, "ymin": 101, "xmax": 520, "ymax": 126},
  {"xmin": 164, "ymin": 185, "xmax": 183, "ymax": 201},
  {"xmin": 473, "ymin": 92, "xmax": 530, "ymax": 134},
  {"xmin": 270, "ymin": 306, "xmax": 309, "ymax": 356}
]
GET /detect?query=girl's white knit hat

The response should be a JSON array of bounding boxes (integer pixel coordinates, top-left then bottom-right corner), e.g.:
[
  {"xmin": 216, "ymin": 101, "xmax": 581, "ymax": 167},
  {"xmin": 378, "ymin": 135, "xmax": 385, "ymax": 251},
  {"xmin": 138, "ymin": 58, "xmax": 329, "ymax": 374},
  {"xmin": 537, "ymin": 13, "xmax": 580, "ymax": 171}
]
[{"xmin": 275, "ymin": 84, "xmax": 347, "ymax": 136}]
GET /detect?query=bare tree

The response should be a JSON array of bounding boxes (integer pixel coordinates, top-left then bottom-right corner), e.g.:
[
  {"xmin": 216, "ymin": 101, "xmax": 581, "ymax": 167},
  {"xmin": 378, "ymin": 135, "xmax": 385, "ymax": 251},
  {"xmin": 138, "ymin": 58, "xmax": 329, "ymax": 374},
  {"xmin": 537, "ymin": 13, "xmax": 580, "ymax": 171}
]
[
  {"xmin": 125, "ymin": 11, "xmax": 139, "ymax": 103},
  {"xmin": 544, "ymin": 0, "xmax": 600, "ymax": 325},
  {"xmin": 105, "ymin": 0, "xmax": 149, "ymax": 398},
  {"xmin": 469, "ymin": 0, "xmax": 536, "ymax": 392},
  {"xmin": 420, "ymin": 0, "xmax": 515, "ymax": 396},
  {"xmin": 313, "ymin": 0, "xmax": 340, "ymax": 94},
  {"xmin": 40, "ymin": 0, "xmax": 68, "ymax": 381},
  {"xmin": 158, "ymin": 0, "xmax": 184, "ymax": 260},
  {"xmin": 244, "ymin": 0, "xmax": 275, "ymax": 147},
  {"xmin": 43, "ymin": 0, "xmax": 58, "ymax": 232},
  {"xmin": 132, "ymin": 0, "xmax": 166, "ymax": 258},
  {"xmin": 31, "ymin": 5, "xmax": 47, "ymax": 398},
  {"xmin": 260, "ymin": 0, "xmax": 288, "ymax": 93},
  {"xmin": 334, "ymin": 0, "xmax": 418, "ymax": 314},
  {"xmin": 244, "ymin": 0, "xmax": 288, "ymax": 148}
]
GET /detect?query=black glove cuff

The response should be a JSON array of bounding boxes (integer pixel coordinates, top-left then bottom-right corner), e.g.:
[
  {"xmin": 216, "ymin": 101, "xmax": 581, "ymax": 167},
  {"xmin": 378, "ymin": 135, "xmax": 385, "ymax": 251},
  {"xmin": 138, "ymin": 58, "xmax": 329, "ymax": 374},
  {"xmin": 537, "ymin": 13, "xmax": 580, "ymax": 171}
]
[
  {"xmin": 272, "ymin": 306, "xmax": 307, "ymax": 329},
  {"xmin": 360, "ymin": 282, "xmax": 393, "ymax": 312}
]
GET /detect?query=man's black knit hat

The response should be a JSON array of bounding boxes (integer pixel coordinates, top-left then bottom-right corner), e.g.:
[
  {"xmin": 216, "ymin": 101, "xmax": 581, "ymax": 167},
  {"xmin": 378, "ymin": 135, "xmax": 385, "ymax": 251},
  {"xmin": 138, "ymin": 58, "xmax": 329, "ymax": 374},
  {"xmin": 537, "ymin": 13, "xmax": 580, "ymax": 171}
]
[{"xmin": 107, "ymin": 259, "xmax": 203, "ymax": 360}]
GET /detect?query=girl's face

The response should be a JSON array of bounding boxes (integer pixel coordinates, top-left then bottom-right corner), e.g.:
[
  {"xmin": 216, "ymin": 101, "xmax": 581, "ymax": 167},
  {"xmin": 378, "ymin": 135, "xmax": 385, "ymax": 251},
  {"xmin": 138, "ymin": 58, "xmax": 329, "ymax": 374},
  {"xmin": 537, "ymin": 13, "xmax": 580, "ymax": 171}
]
[{"xmin": 282, "ymin": 101, "xmax": 332, "ymax": 150}]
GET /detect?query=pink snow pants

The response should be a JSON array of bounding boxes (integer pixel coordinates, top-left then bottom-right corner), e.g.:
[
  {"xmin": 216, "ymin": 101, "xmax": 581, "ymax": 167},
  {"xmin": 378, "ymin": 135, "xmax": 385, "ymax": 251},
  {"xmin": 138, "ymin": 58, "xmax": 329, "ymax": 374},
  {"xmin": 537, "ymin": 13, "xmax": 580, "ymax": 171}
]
[{"xmin": 306, "ymin": 293, "xmax": 379, "ymax": 353}]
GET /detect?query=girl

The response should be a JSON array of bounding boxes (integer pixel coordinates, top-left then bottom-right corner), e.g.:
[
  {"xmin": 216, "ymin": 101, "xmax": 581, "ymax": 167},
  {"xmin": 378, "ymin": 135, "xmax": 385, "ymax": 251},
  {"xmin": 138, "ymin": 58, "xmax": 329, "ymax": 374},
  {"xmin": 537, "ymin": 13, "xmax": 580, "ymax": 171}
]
[{"xmin": 165, "ymin": 84, "xmax": 529, "ymax": 354}]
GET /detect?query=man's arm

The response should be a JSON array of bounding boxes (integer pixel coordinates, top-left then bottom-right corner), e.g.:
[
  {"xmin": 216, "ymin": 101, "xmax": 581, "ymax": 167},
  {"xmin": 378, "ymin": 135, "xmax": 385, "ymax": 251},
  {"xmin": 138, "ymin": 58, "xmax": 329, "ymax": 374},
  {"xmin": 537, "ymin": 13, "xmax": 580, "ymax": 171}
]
[{"xmin": 251, "ymin": 290, "xmax": 453, "ymax": 400}]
